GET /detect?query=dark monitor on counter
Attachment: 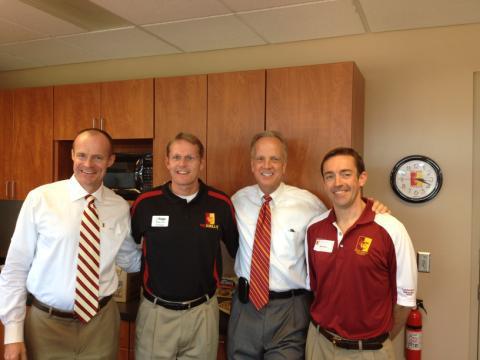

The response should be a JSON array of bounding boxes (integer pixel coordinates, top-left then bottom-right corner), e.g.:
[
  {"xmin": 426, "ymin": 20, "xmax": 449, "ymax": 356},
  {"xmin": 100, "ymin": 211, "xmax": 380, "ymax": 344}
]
[{"xmin": 0, "ymin": 200, "xmax": 23, "ymax": 261}]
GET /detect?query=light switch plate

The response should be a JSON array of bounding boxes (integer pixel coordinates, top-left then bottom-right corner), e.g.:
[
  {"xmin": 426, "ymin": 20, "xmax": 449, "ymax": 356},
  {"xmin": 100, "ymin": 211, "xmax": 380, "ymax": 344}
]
[{"xmin": 417, "ymin": 251, "xmax": 431, "ymax": 273}]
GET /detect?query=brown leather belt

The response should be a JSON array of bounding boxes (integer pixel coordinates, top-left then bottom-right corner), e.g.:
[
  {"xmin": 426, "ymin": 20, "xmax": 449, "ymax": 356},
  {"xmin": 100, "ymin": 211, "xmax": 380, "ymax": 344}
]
[
  {"xmin": 31, "ymin": 295, "xmax": 112, "ymax": 319},
  {"xmin": 314, "ymin": 323, "xmax": 388, "ymax": 350},
  {"xmin": 144, "ymin": 290, "xmax": 215, "ymax": 311}
]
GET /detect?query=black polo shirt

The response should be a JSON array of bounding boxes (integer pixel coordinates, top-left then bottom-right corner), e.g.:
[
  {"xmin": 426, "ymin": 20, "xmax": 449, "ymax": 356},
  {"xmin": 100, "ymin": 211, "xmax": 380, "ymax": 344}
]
[{"xmin": 131, "ymin": 181, "xmax": 238, "ymax": 301}]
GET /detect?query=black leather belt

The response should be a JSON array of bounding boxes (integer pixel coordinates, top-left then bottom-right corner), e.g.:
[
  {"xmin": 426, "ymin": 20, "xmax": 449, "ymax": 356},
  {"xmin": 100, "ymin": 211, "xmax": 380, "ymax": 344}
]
[
  {"xmin": 269, "ymin": 289, "xmax": 310, "ymax": 299},
  {"xmin": 314, "ymin": 323, "xmax": 388, "ymax": 350},
  {"xmin": 31, "ymin": 295, "xmax": 112, "ymax": 319},
  {"xmin": 144, "ymin": 290, "xmax": 215, "ymax": 311}
]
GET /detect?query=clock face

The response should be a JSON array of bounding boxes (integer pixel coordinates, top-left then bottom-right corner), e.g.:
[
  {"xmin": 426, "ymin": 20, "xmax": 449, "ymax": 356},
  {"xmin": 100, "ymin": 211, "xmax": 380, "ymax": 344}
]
[{"xmin": 390, "ymin": 155, "xmax": 442, "ymax": 203}]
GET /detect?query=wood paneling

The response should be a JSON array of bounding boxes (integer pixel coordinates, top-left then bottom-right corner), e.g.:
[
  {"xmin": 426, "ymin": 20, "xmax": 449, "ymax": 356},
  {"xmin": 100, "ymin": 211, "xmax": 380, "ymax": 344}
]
[
  {"xmin": 54, "ymin": 83, "xmax": 101, "ymax": 140},
  {"xmin": 102, "ymin": 79, "xmax": 154, "ymax": 139},
  {"xmin": 207, "ymin": 70, "xmax": 265, "ymax": 196},
  {"xmin": 12, "ymin": 87, "xmax": 53, "ymax": 199},
  {"xmin": 0, "ymin": 90, "xmax": 13, "ymax": 199},
  {"xmin": 154, "ymin": 75, "xmax": 207, "ymax": 187},
  {"xmin": 266, "ymin": 62, "xmax": 364, "ymax": 204}
]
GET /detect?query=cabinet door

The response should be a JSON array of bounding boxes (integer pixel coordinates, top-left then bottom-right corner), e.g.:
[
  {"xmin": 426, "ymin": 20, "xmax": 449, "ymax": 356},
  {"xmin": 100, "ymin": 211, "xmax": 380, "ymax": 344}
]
[
  {"xmin": 101, "ymin": 79, "xmax": 154, "ymax": 139},
  {"xmin": 154, "ymin": 75, "xmax": 207, "ymax": 186},
  {"xmin": 0, "ymin": 90, "xmax": 13, "ymax": 199},
  {"xmin": 12, "ymin": 87, "xmax": 54, "ymax": 200},
  {"xmin": 54, "ymin": 83, "xmax": 101, "ymax": 140},
  {"xmin": 266, "ymin": 62, "xmax": 364, "ymax": 203},
  {"xmin": 207, "ymin": 70, "xmax": 265, "ymax": 196}
]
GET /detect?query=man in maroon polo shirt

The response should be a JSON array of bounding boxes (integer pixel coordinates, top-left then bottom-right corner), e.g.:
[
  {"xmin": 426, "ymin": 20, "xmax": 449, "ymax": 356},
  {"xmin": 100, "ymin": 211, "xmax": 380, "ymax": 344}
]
[{"xmin": 306, "ymin": 147, "xmax": 417, "ymax": 360}]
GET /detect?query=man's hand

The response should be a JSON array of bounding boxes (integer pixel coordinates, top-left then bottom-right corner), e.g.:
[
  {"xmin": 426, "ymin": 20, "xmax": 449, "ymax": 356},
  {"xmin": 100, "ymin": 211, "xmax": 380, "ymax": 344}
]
[
  {"xmin": 370, "ymin": 199, "xmax": 391, "ymax": 214},
  {"xmin": 4, "ymin": 342, "xmax": 27, "ymax": 360}
]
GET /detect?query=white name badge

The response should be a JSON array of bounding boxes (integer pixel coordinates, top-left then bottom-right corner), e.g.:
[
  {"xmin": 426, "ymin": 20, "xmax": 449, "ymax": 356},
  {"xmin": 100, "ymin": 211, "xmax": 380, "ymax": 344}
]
[
  {"xmin": 314, "ymin": 239, "xmax": 334, "ymax": 253},
  {"xmin": 151, "ymin": 215, "xmax": 169, "ymax": 227}
]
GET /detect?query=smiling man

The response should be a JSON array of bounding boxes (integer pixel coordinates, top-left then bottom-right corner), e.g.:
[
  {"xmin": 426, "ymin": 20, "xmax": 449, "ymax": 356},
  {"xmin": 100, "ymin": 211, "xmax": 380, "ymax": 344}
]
[
  {"xmin": 305, "ymin": 147, "xmax": 417, "ymax": 360},
  {"xmin": 0, "ymin": 128, "xmax": 140, "ymax": 360},
  {"xmin": 130, "ymin": 132, "xmax": 238, "ymax": 359}
]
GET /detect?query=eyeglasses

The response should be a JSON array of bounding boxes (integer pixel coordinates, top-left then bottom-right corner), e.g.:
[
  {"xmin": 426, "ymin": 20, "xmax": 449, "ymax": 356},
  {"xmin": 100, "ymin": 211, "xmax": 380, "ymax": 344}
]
[{"xmin": 169, "ymin": 155, "xmax": 199, "ymax": 162}]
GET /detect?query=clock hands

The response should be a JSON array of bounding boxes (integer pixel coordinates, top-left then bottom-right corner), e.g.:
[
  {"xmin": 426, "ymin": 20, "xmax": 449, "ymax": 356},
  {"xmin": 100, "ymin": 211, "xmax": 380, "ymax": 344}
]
[{"xmin": 415, "ymin": 177, "xmax": 430, "ymax": 185}]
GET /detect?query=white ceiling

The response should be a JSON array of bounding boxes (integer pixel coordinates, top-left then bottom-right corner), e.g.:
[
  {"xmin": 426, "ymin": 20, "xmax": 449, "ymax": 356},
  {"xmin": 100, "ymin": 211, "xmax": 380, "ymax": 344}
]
[{"xmin": 1, "ymin": 0, "xmax": 480, "ymax": 72}]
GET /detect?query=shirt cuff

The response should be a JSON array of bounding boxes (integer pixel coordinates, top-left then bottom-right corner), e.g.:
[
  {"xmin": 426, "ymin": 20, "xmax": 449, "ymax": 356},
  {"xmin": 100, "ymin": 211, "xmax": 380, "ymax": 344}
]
[{"xmin": 4, "ymin": 322, "xmax": 24, "ymax": 344}]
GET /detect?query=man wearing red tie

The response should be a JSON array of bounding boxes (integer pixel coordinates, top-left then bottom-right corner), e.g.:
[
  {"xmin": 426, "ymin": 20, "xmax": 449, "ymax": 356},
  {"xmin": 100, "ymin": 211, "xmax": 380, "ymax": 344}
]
[
  {"xmin": 0, "ymin": 129, "xmax": 140, "ymax": 360},
  {"xmin": 228, "ymin": 132, "xmax": 389, "ymax": 359}
]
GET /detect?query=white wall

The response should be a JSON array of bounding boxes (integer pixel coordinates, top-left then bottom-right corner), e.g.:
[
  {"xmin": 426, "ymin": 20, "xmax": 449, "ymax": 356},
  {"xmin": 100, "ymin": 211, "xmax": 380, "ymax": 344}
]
[{"xmin": 2, "ymin": 23, "xmax": 480, "ymax": 360}]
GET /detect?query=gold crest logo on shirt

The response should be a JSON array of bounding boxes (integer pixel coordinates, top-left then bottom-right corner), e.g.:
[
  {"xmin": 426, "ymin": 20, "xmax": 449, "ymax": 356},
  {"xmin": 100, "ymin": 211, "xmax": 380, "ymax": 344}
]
[
  {"xmin": 354, "ymin": 236, "xmax": 373, "ymax": 255},
  {"xmin": 200, "ymin": 212, "xmax": 219, "ymax": 230}
]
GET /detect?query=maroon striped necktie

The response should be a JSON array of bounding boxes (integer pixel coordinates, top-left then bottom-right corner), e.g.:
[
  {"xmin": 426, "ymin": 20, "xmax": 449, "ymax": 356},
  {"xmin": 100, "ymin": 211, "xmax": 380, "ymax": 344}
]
[
  {"xmin": 249, "ymin": 195, "xmax": 272, "ymax": 310},
  {"xmin": 74, "ymin": 195, "xmax": 100, "ymax": 323}
]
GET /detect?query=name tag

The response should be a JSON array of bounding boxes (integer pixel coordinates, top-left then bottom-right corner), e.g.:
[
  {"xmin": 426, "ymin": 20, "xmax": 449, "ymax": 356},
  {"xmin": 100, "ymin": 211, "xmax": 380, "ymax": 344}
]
[
  {"xmin": 151, "ymin": 216, "xmax": 169, "ymax": 227},
  {"xmin": 314, "ymin": 239, "xmax": 334, "ymax": 253}
]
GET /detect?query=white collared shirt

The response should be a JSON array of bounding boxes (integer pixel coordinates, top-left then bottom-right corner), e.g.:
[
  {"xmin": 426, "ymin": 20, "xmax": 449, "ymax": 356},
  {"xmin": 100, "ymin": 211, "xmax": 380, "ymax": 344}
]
[
  {"xmin": 233, "ymin": 182, "xmax": 326, "ymax": 291},
  {"xmin": 0, "ymin": 176, "xmax": 141, "ymax": 344}
]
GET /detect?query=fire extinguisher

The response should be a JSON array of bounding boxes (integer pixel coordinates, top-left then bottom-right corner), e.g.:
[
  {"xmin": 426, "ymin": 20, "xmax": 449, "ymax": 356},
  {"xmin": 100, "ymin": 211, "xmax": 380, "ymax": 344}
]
[{"xmin": 405, "ymin": 299, "xmax": 427, "ymax": 360}]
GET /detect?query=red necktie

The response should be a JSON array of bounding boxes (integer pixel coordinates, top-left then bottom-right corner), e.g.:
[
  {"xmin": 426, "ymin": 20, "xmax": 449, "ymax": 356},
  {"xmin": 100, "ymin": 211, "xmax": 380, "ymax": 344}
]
[
  {"xmin": 249, "ymin": 195, "xmax": 272, "ymax": 310},
  {"xmin": 74, "ymin": 195, "xmax": 101, "ymax": 323}
]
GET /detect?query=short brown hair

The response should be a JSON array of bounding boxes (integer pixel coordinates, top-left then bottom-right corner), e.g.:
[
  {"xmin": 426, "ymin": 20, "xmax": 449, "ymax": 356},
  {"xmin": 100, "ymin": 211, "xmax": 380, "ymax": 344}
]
[
  {"xmin": 321, "ymin": 147, "xmax": 365, "ymax": 176},
  {"xmin": 250, "ymin": 130, "xmax": 288, "ymax": 161},
  {"xmin": 166, "ymin": 132, "xmax": 205, "ymax": 158},
  {"xmin": 73, "ymin": 128, "xmax": 114, "ymax": 155}
]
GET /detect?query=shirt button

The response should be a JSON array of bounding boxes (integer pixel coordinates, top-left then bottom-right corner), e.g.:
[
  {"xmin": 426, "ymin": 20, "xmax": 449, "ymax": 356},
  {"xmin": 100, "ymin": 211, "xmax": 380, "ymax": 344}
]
[{"xmin": 340, "ymin": 244, "xmax": 343, "ymax": 248}]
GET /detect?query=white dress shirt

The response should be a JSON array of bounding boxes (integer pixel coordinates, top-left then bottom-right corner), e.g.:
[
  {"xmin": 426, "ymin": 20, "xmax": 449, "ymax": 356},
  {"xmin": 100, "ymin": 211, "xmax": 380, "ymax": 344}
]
[
  {"xmin": 233, "ymin": 182, "xmax": 326, "ymax": 291},
  {"xmin": 0, "ymin": 176, "xmax": 141, "ymax": 344}
]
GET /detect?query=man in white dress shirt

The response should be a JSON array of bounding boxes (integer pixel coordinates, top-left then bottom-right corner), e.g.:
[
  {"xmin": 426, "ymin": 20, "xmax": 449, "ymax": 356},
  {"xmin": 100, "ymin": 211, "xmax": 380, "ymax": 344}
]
[
  {"xmin": 227, "ymin": 131, "xmax": 386, "ymax": 359},
  {"xmin": 0, "ymin": 129, "xmax": 141, "ymax": 360}
]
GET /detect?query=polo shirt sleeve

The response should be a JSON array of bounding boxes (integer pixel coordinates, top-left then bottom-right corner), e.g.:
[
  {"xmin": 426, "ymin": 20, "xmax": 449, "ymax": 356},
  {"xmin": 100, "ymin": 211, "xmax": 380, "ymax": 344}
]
[
  {"xmin": 221, "ymin": 197, "xmax": 239, "ymax": 258},
  {"xmin": 378, "ymin": 215, "xmax": 417, "ymax": 307},
  {"xmin": 130, "ymin": 198, "xmax": 146, "ymax": 244}
]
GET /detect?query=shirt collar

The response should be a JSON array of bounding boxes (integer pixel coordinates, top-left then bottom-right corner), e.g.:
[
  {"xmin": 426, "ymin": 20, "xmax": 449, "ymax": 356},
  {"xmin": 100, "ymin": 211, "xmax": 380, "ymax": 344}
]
[
  {"xmin": 68, "ymin": 175, "xmax": 105, "ymax": 202},
  {"xmin": 327, "ymin": 198, "xmax": 375, "ymax": 226},
  {"xmin": 254, "ymin": 182, "xmax": 285, "ymax": 205}
]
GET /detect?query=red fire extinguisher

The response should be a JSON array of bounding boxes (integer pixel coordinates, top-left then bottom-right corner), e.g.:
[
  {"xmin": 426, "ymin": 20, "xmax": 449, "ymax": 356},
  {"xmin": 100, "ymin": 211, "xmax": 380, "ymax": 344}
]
[{"xmin": 405, "ymin": 299, "xmax": 426, "ymax": 360}]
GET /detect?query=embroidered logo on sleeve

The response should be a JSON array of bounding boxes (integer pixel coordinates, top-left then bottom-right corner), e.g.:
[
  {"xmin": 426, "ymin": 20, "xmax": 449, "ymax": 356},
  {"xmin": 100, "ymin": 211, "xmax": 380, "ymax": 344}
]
[
  {"xmin": 354, "ymin": 236, "xmax": 373, "ymax": 255},
  {"xmin": 200, "ymin": 212, "xmax": 219, "ymax": 230}
]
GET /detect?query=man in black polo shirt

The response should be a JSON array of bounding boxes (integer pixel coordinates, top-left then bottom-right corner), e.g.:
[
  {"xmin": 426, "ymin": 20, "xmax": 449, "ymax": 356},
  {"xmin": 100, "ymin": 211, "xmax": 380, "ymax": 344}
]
[{"xmin": 131, "ymin": 132, "xmax": 238, "ymax": 359}]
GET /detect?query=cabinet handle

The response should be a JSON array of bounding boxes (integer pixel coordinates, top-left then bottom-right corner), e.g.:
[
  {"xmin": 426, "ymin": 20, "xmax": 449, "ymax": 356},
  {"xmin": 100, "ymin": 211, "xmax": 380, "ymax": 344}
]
[
  {"xmin": 100, "ymin": 117, "xmax": 104, "ymax": 130},
  {"xmin": 10, "ymin": 181, "xmax": 15, "ymax": 200},
  {"xmin": 5, "ymin": 181, "xmax": 9, "ymax": 199},
  {"xmin": 92, "ymin": 118, "xmax": 96, "ymax": 129}
]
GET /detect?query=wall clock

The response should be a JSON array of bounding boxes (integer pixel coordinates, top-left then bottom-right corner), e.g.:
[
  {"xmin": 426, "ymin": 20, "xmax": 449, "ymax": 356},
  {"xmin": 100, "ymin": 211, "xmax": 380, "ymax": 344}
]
[{"xmin": 390, "ymin": 155, "xmax": 442, "ymax": 203}]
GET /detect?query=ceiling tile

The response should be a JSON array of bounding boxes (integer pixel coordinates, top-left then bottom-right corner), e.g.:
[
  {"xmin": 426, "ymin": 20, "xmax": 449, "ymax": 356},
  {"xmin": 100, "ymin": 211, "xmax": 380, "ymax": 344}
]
[
  {"xmin": 145, "ymin": 14, "xmax": 265, "ymax": 52},
  {"xmin": 359, "ymin": 0, "xmax": 480, "ymax": 32},
  {"xmin": 0, "ymin": 0, "xmax": 85, "ymax": 36},
  {"xmin": 58, "ymin": 27, "xmax": 180, "ymax": 60},
  {"xmin": 0, "ymin": 38, "xmax": 94, "ymax": 68},
  {"xmin": 0, "ymin": 18, "xmax": 44, "ymax": 44},
  {"xmin": 91, "ymin": 0, "xmax": 231, "ymax": 24},
  {"xmin": 221, "ymin": 0, "xmax": 322, "ymax": 12},
  {"xmin": 238, "ymin": 0, "xmax": 365, "ymax": 43}
]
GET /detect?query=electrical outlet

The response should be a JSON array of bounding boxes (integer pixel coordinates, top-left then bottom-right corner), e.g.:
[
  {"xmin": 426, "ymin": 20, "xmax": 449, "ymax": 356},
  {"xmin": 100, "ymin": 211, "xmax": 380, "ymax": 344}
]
[{"xmin": 417, "ymin": 252, "xmax": 431, "ymax": 273}]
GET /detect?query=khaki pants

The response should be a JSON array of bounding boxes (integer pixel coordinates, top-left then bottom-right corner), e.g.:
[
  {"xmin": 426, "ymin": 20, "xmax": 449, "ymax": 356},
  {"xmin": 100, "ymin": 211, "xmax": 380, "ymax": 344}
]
[
  {"xmin": 135, "ymin": 295, "xmax": 219, "ymax": 360},
  {"xmin": 25, "ymin": 299, "xmax": 120, "ymax": 360},
  {"xmin": 306, "ymin": 323, "xmax": 396, "ymax": 360}
]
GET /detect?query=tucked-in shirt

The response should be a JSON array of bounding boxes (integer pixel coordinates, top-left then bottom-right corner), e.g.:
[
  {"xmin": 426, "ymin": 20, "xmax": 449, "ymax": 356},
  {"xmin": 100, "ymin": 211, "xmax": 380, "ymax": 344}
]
[
  {"xmin": 233, "ymin": 182, "xmax": 326, "ymax": 291},
  {"xmin": 130, "ymin": 181, "xmax": 239, "ymax": 301},
  {"xmin": 0, "ymin": 176, "xmax": 141, "ymax": 344},
  {"xmin": 306, "ymin": 199, "xmax": 417, "ymax": 339}
]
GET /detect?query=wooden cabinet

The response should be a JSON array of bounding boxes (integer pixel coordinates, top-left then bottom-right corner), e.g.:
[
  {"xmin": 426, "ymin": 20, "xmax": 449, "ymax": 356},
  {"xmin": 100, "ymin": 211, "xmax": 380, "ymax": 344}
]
[
  {"xmin": 207, "ymin": 70, "xmax": 265, "ymax": 196},
  {"xmin": 0, "ymin": 90, "xmax": 13, "ymax": 199},
  {"xmin": 266, "ymin": 62, "xmax": 364, "ymax": 204},
  {"xmin": 0, "ymin": 87, "xmax": 53, "ymax": 200},
  {"xmin": 154, "ymin": 75, "xmax": 207, "ymax": 186},
  {"xmin": 118, "ymin": 320, "xmax": 135, "ymax": 360},
  {"xmin": 54, "ymin": 79, "xmax": 154, "ymax": 140},
  {"xmin": 11, "ymin": 87, "xmax": 54, "ymax": 200}
]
